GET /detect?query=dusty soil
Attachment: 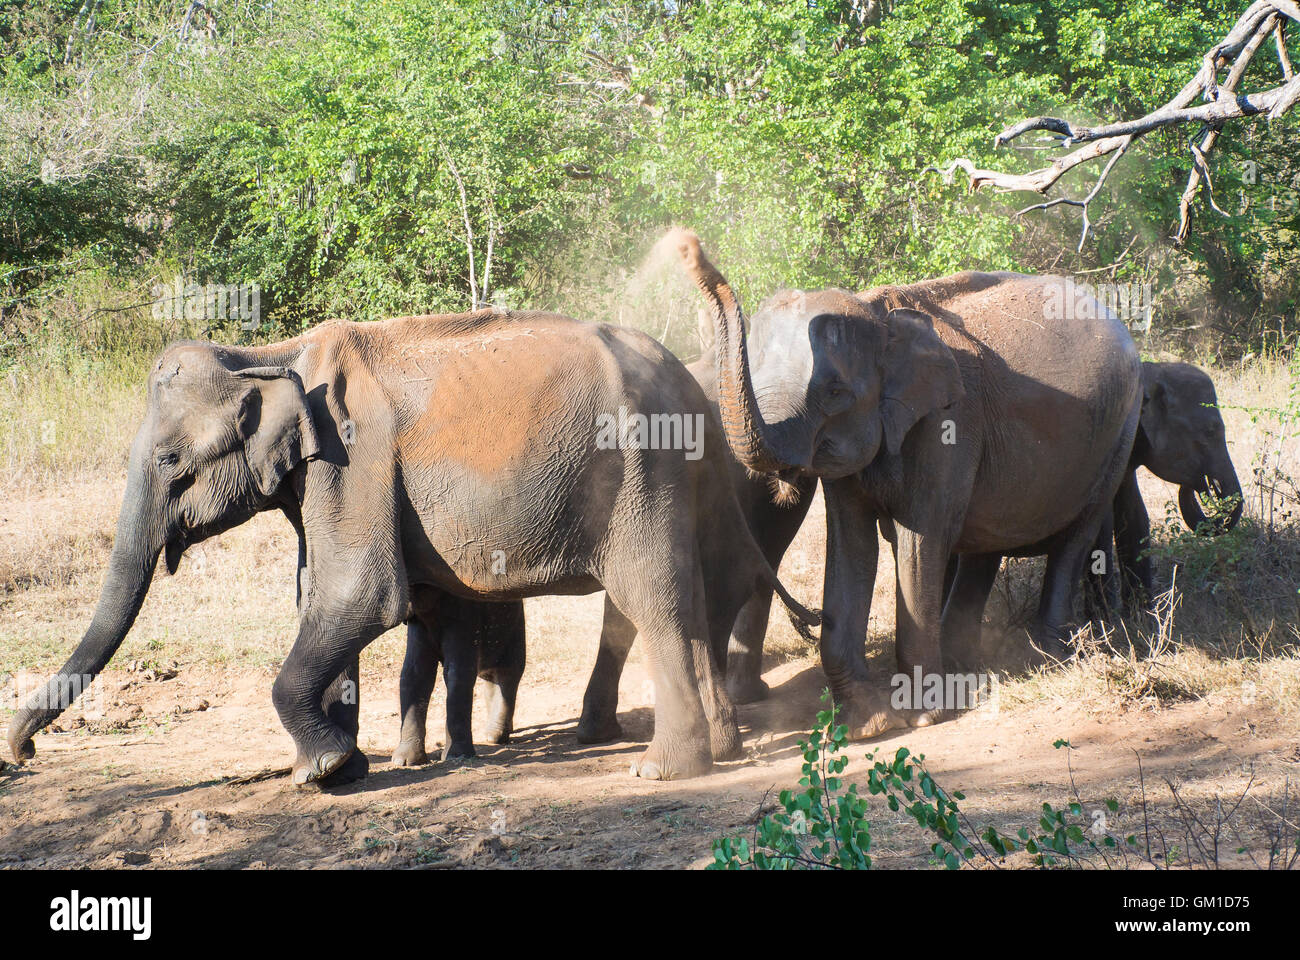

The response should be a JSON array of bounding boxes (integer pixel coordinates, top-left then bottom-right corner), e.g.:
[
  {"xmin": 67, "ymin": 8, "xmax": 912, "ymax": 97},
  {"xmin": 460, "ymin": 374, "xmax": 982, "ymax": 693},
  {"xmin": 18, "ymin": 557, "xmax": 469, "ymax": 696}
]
[{"xmin": 1, "ymin": 626, "xmax": 1295, "ymax": 870}]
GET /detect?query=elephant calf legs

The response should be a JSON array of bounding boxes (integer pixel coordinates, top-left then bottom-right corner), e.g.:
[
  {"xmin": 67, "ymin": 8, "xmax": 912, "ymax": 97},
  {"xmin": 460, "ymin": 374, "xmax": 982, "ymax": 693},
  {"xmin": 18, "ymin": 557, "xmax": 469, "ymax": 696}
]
[{"xmin": 393, "ymin": 600, "xmax": 527, "ymax": 766}]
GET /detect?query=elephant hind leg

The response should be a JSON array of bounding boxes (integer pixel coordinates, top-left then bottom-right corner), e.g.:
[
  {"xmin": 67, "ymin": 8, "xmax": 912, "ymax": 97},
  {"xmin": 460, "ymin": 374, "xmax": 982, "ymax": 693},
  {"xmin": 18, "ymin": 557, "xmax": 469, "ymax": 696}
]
[
  {"xmin": 577, "ymin": 595, "xmax": 636, "ymax": 744},
  {"xmin": 601, "ymin": 557, "xmax": 722, "ymax": 780}
]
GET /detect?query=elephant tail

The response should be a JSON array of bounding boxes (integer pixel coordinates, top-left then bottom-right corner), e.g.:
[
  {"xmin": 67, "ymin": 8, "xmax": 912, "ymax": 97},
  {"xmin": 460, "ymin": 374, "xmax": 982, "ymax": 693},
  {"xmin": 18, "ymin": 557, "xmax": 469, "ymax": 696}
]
[{"xmin": 763, "ymin": 571, "xmax": 822, "ymax": 644}]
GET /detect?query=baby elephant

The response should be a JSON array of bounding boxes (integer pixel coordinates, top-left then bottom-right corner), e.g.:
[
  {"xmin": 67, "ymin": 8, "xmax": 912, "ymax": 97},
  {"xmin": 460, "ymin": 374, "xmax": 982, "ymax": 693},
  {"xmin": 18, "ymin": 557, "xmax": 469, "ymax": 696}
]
[
  {"xmin": 391, "ymin": 597, "xmax": 526, "ymax": 766},
  {"xmin": 1099, "ymin": 360, "xmax": 1242, "ymax": 607}
]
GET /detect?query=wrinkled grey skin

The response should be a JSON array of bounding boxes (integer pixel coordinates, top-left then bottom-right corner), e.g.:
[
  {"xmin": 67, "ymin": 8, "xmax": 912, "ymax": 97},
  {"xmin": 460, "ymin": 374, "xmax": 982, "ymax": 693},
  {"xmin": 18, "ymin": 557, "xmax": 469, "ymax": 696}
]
[
  {"xmin": 391, "ymin": 598, "xmax": 526, "ymax": 766},
  {"xmin": 1097, "ymin": 361, "xmax": 1242, "ymax": 607},
  {"xmin": 394, "ymin": 344, "xmax": 817, "ymax": 752},
  {"xmin": 674, "ymin": 230, "xmax": 1142, "ymax": 739},
  {"xmin": 8, "ymin": 312, "xmax": 819, "ymax": 783},
  {"xmin": 574, "ymin": 347, "xmax": 819, "ymax": 742}
]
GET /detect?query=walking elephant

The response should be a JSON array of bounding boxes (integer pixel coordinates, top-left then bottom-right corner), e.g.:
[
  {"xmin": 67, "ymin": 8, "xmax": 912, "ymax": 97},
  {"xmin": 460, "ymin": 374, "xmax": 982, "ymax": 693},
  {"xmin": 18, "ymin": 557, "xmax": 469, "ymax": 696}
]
[
  {"xmin": 672, "ymin": 229, "xmax": 1142, "ymax": 739},
  {"xmin": 7, "ymin": 309, "xmax": 819, "ymax": 783}
]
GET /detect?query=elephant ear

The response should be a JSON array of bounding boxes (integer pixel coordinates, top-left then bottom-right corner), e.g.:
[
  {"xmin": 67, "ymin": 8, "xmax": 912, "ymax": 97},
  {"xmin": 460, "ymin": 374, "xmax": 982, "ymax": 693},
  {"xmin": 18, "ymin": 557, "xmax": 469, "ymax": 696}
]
[
  {"xmin": 235, "ymin": 366, "xmax": 322, "ymax": 497},
  {"xmin": 879, "ymin": 308, "xmax": 964, "ymax": 456}
]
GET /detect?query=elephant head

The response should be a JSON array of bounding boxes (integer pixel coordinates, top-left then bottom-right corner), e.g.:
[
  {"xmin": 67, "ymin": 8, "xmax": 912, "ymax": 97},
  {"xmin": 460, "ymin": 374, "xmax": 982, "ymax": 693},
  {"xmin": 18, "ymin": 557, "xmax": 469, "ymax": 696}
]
[
  {"xmin": 672, "ymin": 229, "xmax": 963, "ymax": 481},
  {"xmin": 1136, "ymin": 361, "xmax": 1241, "ymax": 533},
  {"xmin": 8, "ymin": 344, "xmax": 319, "ymax": 761}
]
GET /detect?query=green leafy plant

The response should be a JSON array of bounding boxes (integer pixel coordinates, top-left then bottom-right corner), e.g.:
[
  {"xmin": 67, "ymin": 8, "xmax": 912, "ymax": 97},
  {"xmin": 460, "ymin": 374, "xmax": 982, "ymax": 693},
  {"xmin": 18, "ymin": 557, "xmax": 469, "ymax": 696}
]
[{"xmin": 710, "ymin": 705, "xmax": 1152, "ymax": 870}]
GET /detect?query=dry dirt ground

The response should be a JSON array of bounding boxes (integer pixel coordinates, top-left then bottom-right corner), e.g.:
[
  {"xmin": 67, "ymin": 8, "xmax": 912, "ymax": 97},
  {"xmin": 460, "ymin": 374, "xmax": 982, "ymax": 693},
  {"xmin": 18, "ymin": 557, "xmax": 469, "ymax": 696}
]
[{"xmin": 2, "ymin": 479, "xmax": 1298, "ymax": 870}]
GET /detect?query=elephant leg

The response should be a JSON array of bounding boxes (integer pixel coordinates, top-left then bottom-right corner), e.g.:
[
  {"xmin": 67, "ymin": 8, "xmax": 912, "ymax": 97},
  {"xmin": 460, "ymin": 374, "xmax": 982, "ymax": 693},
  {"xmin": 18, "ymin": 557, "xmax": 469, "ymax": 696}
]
[
  {"xmin": 272, "ymin": 614, "xmax": 386, "ymax": 787},
  {"xmin": 891, "ymin": 524, "xmax": 953, "ymax": 726},
  {"xmin": 577, "ymin": 595, "xmax": 637, "ymax": 744},
  {"xmin": 820, "ymin": 477, "xmax": 905, "ymax": 741},
  {"xmin": 941, "ymin": 554, "xmax": 959, "ymax": 609},
  {"xmin": 603, "ymin": 559, "xmax": 717, "ymax": 781},
  {"xmin": 725, "ymin": 585, "xmax": 774, "ymax": 704},
  {"xmin": 1092, "ymin": 511, "xmax": 1122, "ymax": 617},
  {"xmin": 393, "ymin": 619, "xmax": 439, "ymax": 766},
  {"xmin": 940, "ymin": 552, "xmax": 1001, "ymax": 672},
  {"xmin": 440, "ymin": 604, "xmax": 478, "ymax": 761},
  {"xmin": 1113, "ymin": 470, "xmax": 1153, "ymax": 608},
  {"xmin": 694, "ymin": 559, "xmax": 742, "ymax": 761},
  {"xmin": 477, "ymin": 602, "xmax": 526, "ymax": 745},
  {"xmin": 1034, "ymin": 517, "xmax": 1108, "ymax": 660},
  {"xmin": 314, "ymin": 656, "xmax": 369, "ymax": 785}
]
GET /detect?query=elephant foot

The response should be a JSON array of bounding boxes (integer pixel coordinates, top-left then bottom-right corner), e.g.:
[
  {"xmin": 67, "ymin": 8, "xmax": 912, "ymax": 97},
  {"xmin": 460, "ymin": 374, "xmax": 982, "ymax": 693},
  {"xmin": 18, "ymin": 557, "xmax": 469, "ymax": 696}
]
[
  {"xmin": 836, "ymin": 684, "xmax": 909, "ymax": 742},
  {"xmin": 292, "ymin": 746, "xmax": 353, "ymax": 788},
  {"xmin": 575, "ymin": 713, "xmax": 623, "ymax": 744},
  {"xmin": 726, "ymin": 674, "xmax": 770, "ymax": 705},
  {"xmin": 391, "ymin": 738, "xmax": 429, "ymax": 767},
  {"xmin": 477, "ymin": 726, "xmax": 512, "ymax": 746},
  {"xmin": 905, "ymin": 708, "xmax": 952, "ymax": 729},
  {"xmin": 1029, "ymin": 628, "xmax": 1073, "ymax": 664},
  {"xmin": 629, "ymin": 739, "xmax": 712, "ymax": 781},
  {"xmin": 709, "ymin": 720, "xmax": 743, "ymax": 762},
  {"xmin": 317, "ymin": 749, "xmax": 369, "ymax": 786},
  {"xmin": 442, "ymin": 741, "xmax": 477, "ymax": 761}
]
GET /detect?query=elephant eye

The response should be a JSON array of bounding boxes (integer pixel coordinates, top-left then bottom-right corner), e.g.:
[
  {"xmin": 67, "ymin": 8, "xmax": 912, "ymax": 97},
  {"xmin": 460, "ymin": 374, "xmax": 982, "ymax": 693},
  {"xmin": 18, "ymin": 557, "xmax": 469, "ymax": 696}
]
[{"xmin": 156, "ymin": 452, "xmax": 180, "ymax": 469}]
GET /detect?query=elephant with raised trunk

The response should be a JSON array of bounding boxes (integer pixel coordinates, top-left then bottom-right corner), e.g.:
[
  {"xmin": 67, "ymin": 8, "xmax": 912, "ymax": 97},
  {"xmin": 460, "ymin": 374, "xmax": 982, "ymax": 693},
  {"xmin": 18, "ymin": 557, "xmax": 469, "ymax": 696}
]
[
  {"xmin": 672, "ymin": 229, "xmax": 1141, "ymax": 739},
  {"xmin": 8, "ymin": 309, "xmax": 819, "ymax": 783}
]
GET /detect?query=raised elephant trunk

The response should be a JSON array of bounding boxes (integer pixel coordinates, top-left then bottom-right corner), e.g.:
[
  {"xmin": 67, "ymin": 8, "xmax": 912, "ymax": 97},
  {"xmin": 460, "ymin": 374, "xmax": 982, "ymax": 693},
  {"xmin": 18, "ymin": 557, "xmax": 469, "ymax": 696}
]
[
  {"xmin": 8, "ymin": 491, "xmax": 161, "ymax": 761},
  {"xmin": 1179, "ymin": 460, "xmax": 1244, "ymax": 534},
  {"xmin": 669, "ymin": 229, "xmax": 800, "ymax": 475}
]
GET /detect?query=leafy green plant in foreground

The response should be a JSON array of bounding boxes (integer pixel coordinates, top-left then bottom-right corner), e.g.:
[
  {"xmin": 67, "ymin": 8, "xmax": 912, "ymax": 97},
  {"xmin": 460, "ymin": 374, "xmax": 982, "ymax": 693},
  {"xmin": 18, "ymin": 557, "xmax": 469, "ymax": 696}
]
[{"xmin": 710, "ymin": 694, "xmax": 1147, "ymax": 870}]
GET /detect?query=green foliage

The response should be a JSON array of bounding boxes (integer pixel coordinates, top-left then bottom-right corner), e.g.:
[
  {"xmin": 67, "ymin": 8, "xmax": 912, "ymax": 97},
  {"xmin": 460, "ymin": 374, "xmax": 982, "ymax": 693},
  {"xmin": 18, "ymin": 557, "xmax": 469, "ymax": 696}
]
[
  {"xmin": 2, "ymin": 0, "xmax": 1294, "ymax": 356},
  {"xmin": 709, "ymin": 692, "xmax": 874, "ymax": 869},
  {"xmin": 710, "ymin": 701, "xmax": 1148, "ymax": 870}
]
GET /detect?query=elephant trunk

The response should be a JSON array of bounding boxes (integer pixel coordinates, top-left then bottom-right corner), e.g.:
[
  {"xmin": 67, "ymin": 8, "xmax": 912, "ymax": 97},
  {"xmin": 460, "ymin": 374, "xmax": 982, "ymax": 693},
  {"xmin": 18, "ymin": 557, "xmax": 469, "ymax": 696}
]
[
  {"xmin": 1179, "ymin": 460, "xmax": 1243, "ymax": 534},
  {"xmin": 670, "ymin": 229, "xmax": 800, "ymax": 474},
  {"xmin": 8, "ymin": 494, "xmax": 161, "ymax": 761}
]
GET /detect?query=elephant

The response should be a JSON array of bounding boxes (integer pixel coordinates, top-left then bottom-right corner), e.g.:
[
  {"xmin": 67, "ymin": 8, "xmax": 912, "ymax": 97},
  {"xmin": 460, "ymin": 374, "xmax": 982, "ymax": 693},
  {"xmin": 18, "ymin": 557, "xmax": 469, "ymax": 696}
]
[
  {"xmin": 670, "ymin": 228, "xmax": 1142, "ymax": 739},
  {"xmin": 7, "ymin": 308, "xmax": 819, "ymax": 783},
  {"xmin": 1095, "ymin": 360, "xmax": 1242, "ymax": 608},
  {"xmin": 393, "ymin": 347, "xmax": 817, "ymax": 755},
  {"xmin": 569, "ymin": 346, "xmax": 819, "ymax": 743},
  {"xmin": 391, "ymin": 597, "xmax": 526, "ymax": 766}
]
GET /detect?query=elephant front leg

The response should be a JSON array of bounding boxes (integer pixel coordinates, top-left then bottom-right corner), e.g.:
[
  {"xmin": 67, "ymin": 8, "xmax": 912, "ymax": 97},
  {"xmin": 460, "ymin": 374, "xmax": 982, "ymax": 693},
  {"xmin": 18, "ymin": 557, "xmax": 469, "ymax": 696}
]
[
  {"xmin": 820, "ymin": 478, "xmax": 905, "ymax": 741},
  {"xmin": 725, "ymin": 586, "xmax": 774, "ymax": 704},
  {"xmin": 576, "ymin": 595, "xmax": 636, "ymax": 744},
  {"xmin": 940, "ymin": 552, "xmax": 1001, "ymax": 673},
  {"xmin": 892, "ymin": 526, "xmax": 955, "ymax": 727},
  {"xmin": 273, "ymin": 614, "xmax": 385, "ymax": 787},
  {"xmin": 393, "ymin": 620, "xmax": 439, "ymax": 767},
  {"xmin": 315, "ymin": 656, "xmax": 370, "ymax": 784},
  {"xmin": 1113, "ymin": 470, "xmax": 1153, "ymax": 609}
]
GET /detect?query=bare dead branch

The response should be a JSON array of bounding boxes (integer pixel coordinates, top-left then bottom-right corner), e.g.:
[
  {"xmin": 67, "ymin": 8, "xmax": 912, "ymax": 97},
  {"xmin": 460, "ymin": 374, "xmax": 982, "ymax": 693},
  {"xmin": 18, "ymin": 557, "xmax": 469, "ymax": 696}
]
[{"xmin": 932, "ymin": 2, "xmax": 1300, "ymax": 248}]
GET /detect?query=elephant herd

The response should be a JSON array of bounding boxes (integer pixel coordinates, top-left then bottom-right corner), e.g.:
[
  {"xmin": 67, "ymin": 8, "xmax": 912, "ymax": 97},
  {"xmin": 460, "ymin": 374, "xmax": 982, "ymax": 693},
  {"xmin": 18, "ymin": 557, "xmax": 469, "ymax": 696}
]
[{"xmin": 6, "ymin": 230, "xmax": 1240, "ymax": 786}]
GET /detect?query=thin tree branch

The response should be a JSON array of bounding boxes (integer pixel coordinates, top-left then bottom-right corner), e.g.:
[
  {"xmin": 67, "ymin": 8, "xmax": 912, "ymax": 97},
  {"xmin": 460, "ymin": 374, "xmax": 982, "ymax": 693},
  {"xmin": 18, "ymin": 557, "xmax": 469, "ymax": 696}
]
[{"xmin": 931, "ymin": 2, "xmax": 1300, "ymax": 248}]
